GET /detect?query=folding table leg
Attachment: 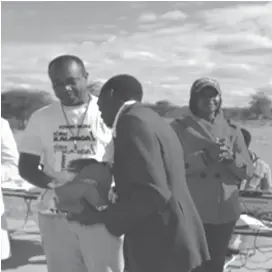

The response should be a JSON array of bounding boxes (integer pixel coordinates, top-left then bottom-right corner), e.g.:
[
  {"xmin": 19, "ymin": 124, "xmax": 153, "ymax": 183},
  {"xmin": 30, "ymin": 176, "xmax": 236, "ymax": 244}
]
[
  {"xmin": 22, "ymin": 198, "xmax": 33, "ymax": 230},
  {"xmin": 9, "ymin": 197, "xmax": 34, "ymax": 233}
]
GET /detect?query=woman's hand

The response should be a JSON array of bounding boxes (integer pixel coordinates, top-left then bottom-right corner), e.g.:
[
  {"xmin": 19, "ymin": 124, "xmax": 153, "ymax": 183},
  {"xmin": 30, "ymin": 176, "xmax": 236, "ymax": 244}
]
[
  {"xmin": 217, "ymin": 139, "xmax": 235, "ymax": 163},
  {"xmin": 204, "ymin": 139, "xmax": 234, "ymax": 163},
  {"xmin": 218, "ymin": 145, "xmax": 235, "ymax": 162},
  {"xmin": 203, "ymin": 145, "xmax": 222, "ymax": 162}
]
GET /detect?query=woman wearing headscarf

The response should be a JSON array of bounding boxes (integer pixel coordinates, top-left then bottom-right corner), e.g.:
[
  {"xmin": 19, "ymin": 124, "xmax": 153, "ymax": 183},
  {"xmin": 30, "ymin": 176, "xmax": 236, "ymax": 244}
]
[{"xmin": 171, "ymin": 77, "xmax": 254, "ymax": 272}]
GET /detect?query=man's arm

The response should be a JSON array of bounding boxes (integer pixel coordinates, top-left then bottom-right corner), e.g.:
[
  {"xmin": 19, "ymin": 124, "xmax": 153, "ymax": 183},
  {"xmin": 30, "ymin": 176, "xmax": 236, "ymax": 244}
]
[
  {"xmin": 103, "ymin": 116, "xmax": 171, "ymax": 236},
  {"xmin": 18, "ymin": 112, "xmax": 51, "ymax": 188},
  {"xmin": 19, "ymin": 153, "xmax": 51, "ymax": 189},
  {"xmin": 1, "ymin": 118, "xmax": 19, "ymax": 183}
]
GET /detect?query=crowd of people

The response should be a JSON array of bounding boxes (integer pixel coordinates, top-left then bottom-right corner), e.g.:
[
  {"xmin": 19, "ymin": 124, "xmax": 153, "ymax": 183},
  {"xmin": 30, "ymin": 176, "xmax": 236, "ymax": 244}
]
[{"xmin": 1, "ymin": 54, "xmax": 271, "ymax": 272}]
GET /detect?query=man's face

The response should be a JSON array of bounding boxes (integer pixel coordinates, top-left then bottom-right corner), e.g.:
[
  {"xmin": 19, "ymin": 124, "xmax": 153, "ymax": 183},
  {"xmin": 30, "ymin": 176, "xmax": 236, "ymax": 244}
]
[
  {"xmin": 97, "ymin": 89, "xmax": 120, "ymax": 128},
  {"xmin": 49, "ymin": 61, "xmax": 88, "ymax": 106}
]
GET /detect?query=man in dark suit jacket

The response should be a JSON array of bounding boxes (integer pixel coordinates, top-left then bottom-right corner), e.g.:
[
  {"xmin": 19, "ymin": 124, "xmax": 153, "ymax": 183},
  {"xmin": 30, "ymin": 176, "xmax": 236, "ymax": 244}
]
[{"xmin": 69, "ymin": 74, "xmax": 210, "ymax": 272}]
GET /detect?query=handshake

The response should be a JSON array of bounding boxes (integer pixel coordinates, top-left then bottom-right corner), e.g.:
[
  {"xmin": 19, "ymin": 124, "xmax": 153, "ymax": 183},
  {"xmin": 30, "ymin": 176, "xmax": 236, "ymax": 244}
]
[
  {"xmin": 204, "ymin": 138, "xmax": 235, "ymax": 164},
  {"xmin": 45, "ymin": 159, "xmax": 116, "ymax": 214}
]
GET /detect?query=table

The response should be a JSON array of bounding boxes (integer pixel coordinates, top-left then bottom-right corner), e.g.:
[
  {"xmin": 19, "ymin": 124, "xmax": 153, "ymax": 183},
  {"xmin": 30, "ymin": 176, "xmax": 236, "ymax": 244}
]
[
  {"xmin": 239, "ymin": 191, "xmax": 272, "ymax": 222},
  {"xmin": 3, "ymin": 189, "xmax": 41, "ymax": 231},
  {"xmin": 3, "ymin": 188, "xmax": 272, "ymax": 270},
  {"xmin": 3, "ymin": 189, "xmax": 272, "ymax": 228},
  {"xmin": 225, "ymin": 191, "xmax": 272, "ymax": 270}
]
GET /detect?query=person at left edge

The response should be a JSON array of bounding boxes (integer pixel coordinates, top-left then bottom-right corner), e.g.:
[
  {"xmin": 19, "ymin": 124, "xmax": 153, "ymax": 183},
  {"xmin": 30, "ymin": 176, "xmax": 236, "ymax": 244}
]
[
  {"xmin": 1, "ymin": 118, "xmax": 19, "ymax": 261},
  {"xmin": 18, "ymin": 55, "xmax": 124, "ymax": 272},
  {"xmin": 69, "ymin": 74, "xmax": 210, "ymax": 272}
]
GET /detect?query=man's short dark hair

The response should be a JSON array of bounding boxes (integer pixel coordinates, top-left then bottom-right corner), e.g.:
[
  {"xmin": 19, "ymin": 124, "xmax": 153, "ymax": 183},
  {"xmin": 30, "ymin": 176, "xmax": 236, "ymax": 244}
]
[
  {"xmin": 48, "ymin": 55, "xmax": 86, "ymax": 74},
  {"xmin": 240, "ymin": 128, "xmax": 252, "ymax": 148},
  {"xmin": 100, "ymin": 74, "xmax": 143, "ymax": 102}
]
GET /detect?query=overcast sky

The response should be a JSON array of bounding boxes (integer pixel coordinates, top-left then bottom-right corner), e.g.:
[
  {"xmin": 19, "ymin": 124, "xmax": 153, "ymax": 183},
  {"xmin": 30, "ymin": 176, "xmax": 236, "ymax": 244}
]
[{"xmin": 2, "ymin": 1, "xmax": 272, "ymax": 106}]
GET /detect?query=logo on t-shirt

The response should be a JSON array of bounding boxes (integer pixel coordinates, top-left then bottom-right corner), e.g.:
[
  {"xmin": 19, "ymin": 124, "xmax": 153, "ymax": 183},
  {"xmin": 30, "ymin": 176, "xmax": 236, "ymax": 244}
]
[{"xmin": 53, "ymin": 124, "xmax": 97, "ymax": 171}]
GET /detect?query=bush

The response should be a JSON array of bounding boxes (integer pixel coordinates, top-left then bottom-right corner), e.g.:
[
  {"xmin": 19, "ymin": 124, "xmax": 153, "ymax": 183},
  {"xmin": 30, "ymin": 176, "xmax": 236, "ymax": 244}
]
[
  {"xmin": 1, "ymin": 89, "xmax": 55, "ymax": 130},
  {"xmin": 223, "ymin": 107, "xmax": 252, "ymax": 121},
  {"xmin": 248, "ymin": 89, "xmax": 272, "ymax": 119},
  {"xmin": 2, "ymin": 83, "xmax": 271, "ymax": 130},
  {"xmin": 1, "ymin": 82, "xmax": 103, "ymax": 130}
]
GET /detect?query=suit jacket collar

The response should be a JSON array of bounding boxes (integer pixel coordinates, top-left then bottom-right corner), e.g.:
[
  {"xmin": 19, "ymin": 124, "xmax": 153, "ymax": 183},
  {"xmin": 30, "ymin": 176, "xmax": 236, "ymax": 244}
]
[{"xmin": 112, "ymin": 100, "xmax": 136, "ymax": 138}]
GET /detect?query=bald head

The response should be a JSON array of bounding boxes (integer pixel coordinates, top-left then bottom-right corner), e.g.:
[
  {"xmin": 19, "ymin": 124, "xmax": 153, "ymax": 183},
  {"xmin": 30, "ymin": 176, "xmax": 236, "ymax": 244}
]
[
  {"xmin": 100, "ymin": 74, "xmax": 143, "ymax": 102},
  {"xmin": 97, "ymin": 74, "xmax": 143, "ymax": 127},
  {"xmin": 48, "ymin": 55, "xmax": 86, "ymax": 77}
]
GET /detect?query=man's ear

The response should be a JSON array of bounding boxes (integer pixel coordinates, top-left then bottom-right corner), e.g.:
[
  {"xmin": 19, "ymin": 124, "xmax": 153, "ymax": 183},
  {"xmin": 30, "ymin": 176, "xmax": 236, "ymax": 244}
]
[{"xmin": 109, "ymin": 88, "xmax": 114, "ymax": 98}]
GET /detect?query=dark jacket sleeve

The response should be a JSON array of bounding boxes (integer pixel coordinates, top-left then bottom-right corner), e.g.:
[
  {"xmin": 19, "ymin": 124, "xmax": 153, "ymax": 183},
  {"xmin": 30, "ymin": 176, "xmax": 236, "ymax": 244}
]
[
  {"xmin": 226, "ymin": 127, "xmax": 254, "ymax": 181},
  {"xmin": 104, "ymin": 116, "xmax": 171, "ymax": 236}
]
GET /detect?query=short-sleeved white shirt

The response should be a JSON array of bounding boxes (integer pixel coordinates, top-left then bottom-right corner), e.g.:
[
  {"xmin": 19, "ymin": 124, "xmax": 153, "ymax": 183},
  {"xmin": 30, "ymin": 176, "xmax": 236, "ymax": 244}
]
[
  {"xmin": 20, "ymin": 95, "xmax": 114, "ymax": 212},
  {"xmin": 21, "ymin": 95, "xmax": 113, "ymax": 170}
]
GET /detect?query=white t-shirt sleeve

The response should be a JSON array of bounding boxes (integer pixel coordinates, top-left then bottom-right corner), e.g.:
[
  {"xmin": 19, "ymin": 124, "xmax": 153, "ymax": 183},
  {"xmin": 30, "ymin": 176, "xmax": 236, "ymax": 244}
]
[
  {"xmin": 1, "ymin": 118, "xmax": 19, "ymax": 183},
  {"xmin": 90, "ymin": 96, "xmax": 114, "ymax": 163},
  {"xmin": 97, "ymin": 116, "xmax": 114, "ymax": 163},
  {"xmin": 102, "ymin": 137, "xmax": 114, "ymax": 164},
  {"xmin": 20, "ymin": 111, "xmax": 43, "ymax": 156}
]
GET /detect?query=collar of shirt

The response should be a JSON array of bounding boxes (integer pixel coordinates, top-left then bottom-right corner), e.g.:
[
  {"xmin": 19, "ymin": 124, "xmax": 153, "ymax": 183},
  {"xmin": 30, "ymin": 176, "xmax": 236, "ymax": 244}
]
[{"xmin": 112, "ymin": 100, "xmax": 136, "ymax": 138}]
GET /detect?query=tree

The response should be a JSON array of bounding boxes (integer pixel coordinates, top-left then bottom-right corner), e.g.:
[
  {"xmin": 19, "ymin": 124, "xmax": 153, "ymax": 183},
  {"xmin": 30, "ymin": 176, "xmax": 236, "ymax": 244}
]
[
  {"xmin": 249, "ymin": 89, "xmax": 272, "ymax": 119},
  {"xmin": 1, "ymin": 89, "xmax": 55, "ymax": 129},
  {"xmin": 144, "ymin": 100, "xmax": 188, "ymax": 120},
  {"xmin": 1, "ymin": 81, "xmax": 103, "ymax": 130}
]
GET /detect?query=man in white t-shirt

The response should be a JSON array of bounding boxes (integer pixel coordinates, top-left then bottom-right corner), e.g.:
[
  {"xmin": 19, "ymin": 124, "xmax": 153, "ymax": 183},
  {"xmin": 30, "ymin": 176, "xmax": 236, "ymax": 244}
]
[
  {"xmin": 1, "ymin": 117, "xmax": 19, "ymax": 261},
  {"xmin": 18, "ymin": 55, "xmax": 124, "ymax": 272}
]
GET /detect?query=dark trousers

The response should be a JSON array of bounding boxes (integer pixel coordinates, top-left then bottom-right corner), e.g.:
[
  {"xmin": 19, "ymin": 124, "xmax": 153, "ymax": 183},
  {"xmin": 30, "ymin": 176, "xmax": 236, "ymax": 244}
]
[
  {"xmin": 123, "ymin": 220, "xmax": 235, "ymax": 272},
  {"xmin": 203, "ymin": 221, "xmax": 236, "ymax": 272}
]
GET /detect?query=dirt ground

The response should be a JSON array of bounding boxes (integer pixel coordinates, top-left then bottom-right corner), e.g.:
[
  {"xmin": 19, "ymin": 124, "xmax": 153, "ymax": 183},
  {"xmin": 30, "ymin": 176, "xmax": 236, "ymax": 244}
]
[
  {"xmin": 1, "ymin": 217, "xmax": 272, "ymax": 272},
  {"xmin": 1, "ymin": 219, "xmax": 46, "ymax": 272}
]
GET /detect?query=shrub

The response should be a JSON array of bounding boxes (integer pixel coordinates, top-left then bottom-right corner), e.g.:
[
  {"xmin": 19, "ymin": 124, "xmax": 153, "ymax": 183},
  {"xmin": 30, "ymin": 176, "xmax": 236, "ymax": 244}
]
[
  {"xmin": 1, "ymin": 89, "xmax": 55, "ymax": 130},
  {"xmin": 1, "ymin": 82, "xmax": 103, "ymax": 130},
  {"xmin": 248, "ymin": 89, "xmax": 272, "ymax": 119}
]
